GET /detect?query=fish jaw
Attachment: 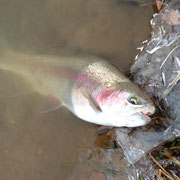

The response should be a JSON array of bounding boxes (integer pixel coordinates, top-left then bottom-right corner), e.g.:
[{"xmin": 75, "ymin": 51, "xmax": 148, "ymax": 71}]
[
  {"xmin": 141, "ymin": 103, "xmax": 156, "ymax": 116},
  {"xmin": 121, "ymin": 113, "xmax": 152, "ymax": 127},
  {"xmin": 108, "ymin": 103, "xmax": 155, "ymax": 127}
]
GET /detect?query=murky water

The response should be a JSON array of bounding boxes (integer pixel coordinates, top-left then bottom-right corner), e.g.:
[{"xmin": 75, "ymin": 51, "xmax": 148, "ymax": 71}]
[{"xmin": 0, "ymin": 0, "xmax": 153, "ymax": 179}]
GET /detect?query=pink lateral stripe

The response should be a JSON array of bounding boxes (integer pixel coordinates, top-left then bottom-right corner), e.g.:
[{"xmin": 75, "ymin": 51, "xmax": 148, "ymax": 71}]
[{"xmin": 97, "ymin": 89, "xmax": 128, "ymax": 106}]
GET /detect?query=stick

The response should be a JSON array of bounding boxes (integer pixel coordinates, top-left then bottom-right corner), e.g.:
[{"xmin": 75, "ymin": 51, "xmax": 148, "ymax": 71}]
[
  {"xmin": 149, "ymin": 153, "xmax": 174, "ymax": 180},
  {"xmin": 170, "ymin": 170, "xmax": 180, "ymax": 180},
  {"xmin": 163, "ymin": 151, "xmax": 180, "ymax": 167},
  {"xmin": 170, "ymin": 146, "xmax": 180, "ymax": 150},
  {"xmin": 160, "ymin": 73, "xmax": 180, "ymax": 100},
  {"xmin": 160, "ymin": 46, "xmax": 180, "ymax": 69}
]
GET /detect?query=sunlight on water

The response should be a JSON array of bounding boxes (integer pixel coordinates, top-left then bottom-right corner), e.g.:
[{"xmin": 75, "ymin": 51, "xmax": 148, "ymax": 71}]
[{"xmin": 0, "ymin": 0, "xmax": 153, "ymax": 179}]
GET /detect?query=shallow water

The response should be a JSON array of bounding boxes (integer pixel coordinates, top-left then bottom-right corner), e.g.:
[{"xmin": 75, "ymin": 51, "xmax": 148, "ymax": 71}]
[{"xmin": 0, "ymin": 0, "xmax": 153, "ymax": 179}]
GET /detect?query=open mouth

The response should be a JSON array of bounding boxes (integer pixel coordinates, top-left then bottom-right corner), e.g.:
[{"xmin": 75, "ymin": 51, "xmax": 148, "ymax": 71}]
[
  {"xmin": 141, "ymin": 105, "xmax": 156, "ymax": 116},
  {"xmin": 126, "ymin": 112, "xmax": 152, "ymax": 127},
  {"xmin": 139, "ymin": 112, "xmax": 151, "ymax": 124},
  {"xmin": 141, "ymin": 110, "xmax": 153, "ymax": 116}
]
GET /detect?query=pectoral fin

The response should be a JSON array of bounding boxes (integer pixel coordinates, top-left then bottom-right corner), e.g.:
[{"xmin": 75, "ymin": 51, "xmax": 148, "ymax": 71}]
[
  {"xmin": 80, "ymin": 90, "xmax": 102, "ymax": 113},
  {"xmin": 87, "ymin": 93, "xmax": 102, "ymax": 113},
  {"xmin": 40, "ymin": 95, "xmax": 63, "ymax": 113}
]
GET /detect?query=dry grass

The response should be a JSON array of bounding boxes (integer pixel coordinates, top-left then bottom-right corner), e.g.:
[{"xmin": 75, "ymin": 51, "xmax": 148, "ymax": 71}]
[
  {"xmin": 160, "ymin": 73, "xmax": 180, "ymax": 100},
  {"xmin": 160, "ymin": 46, "xmax": 180, "ymax": 69},
  {"xmin": 149, "ymin": 141, "xmax": 180, "ymax": 180},
  {"xmin": 149, "ymin": 152, "xmax": 175, "ymax": 180}
]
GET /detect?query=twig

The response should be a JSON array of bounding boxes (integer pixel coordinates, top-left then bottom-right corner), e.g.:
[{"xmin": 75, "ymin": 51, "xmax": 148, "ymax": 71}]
[
  {"xmin": 139, "ymin": 174, "xmax": 145, "ymax": 180},
  {"xmin": 160, "ymin": 73, "xmax": 180, "ymax": 100},
  {"xmin": 160, "ymin": 170, "xmax": 175, "ymax": 180},
  {"xmin": 149, "ymin": 152, "xmax": 175, "ymax": 180},
  {"xmin": 156, "ymin": 169, "xmax": 162, "ymax": 180},
  {"xmin": 156, "ymin": 0, "xmax": 163, "ymax": 11},
  {"xmin": 163, "ymin": 151, "xmax": 180, "ymax": 167},
  {"xmin": 170, "ymin": 146, "xmax": 180, "ymax": 150},
  {"xmin": 160, "ymin": 46, "xmax": 180, "ymax": 69},
  {"xmin": 158, "ymin": 169, "xmax": 176, "ymax": 180},
  {"xmin": 170, "ymin": 170, "xmax": 180, "ymax": 180},
  {"xmin": 140, "ymin": 3, "xmax": 156, "ymax": 6}
]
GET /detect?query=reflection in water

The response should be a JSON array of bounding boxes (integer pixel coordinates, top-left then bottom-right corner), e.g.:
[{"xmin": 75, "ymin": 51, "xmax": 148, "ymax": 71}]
[{"xmin": 0, "ymin": 0, "xmax": 153, "ymax": 179}]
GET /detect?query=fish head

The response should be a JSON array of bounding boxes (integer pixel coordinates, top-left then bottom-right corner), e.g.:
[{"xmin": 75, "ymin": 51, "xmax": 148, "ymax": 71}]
[{"xmin": 96, "ymin": 84, "xmax": 155, "ymax": 127}]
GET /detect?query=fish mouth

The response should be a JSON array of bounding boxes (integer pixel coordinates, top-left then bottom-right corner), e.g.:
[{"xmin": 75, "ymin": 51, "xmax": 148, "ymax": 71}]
[
  {"xmin": 121, "ymin": 104, "xmax": 155, "ymax": 127},
  {"xmin": 140, "ymin": 104, "xmax": 156, "ymax": 116},
  {"xmin": 139, "ymin": 112, "xmax": 151, "ymax": 122},
  {"xmin": 132, "ymin": 105, "xmax": 155, "ymax": 126},
  {"xmin": 139, "ymin": 105, "xmax": 155, "ymax": 124},
  {"xmin": 124, "ymin": 112, "xmax": 151, "ymax": 127},
  {"xmin": 141, "ymin": 110, "xmax": 154, "ymax": 116}
]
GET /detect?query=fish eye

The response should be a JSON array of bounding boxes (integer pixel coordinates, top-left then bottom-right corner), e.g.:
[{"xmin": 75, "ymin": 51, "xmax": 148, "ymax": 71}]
[{"xmin": 129, "ymin": 97, "xmax": 139, "ymax": 105}]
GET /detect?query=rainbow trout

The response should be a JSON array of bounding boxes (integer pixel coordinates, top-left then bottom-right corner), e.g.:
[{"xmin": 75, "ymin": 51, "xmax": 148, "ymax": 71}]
[{"xmin": 0, "ymin": 50, "xmax": 155, "ymax": 127}]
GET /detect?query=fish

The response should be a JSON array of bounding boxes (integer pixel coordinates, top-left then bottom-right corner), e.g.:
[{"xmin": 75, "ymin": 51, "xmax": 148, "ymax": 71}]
[{"xmin": 0, "ymin": 49, "xmax": 155, "ymax": 127}]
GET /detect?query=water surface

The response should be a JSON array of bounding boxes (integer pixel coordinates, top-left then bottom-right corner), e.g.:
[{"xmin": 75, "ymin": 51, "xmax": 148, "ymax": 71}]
[{"xmin": 0, "ymin": 0, "xmax": 153, "ymax": 179}]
